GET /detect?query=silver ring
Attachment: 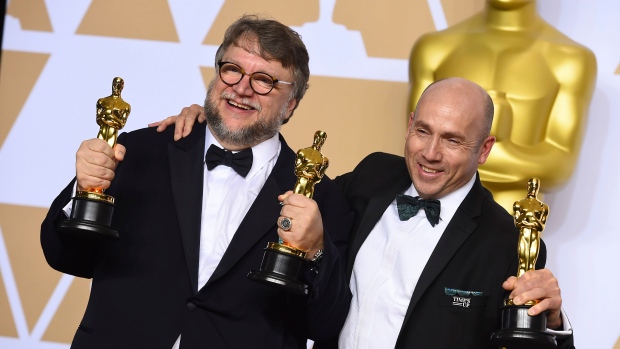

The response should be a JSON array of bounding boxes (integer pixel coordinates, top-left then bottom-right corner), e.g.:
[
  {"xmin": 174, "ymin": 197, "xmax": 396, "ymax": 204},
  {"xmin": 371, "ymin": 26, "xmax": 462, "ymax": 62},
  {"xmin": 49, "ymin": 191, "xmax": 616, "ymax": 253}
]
[{"xmin": 280, "ymin": 217, "xmax": 292, "ymax": 231}]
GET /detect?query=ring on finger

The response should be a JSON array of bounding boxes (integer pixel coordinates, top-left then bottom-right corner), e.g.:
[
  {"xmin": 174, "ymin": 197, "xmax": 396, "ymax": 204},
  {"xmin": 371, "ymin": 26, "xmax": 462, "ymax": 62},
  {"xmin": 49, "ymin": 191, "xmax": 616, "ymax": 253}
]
[{"xmin": 280, "ymin": 217, "xmax": 292, "ymax": 231}]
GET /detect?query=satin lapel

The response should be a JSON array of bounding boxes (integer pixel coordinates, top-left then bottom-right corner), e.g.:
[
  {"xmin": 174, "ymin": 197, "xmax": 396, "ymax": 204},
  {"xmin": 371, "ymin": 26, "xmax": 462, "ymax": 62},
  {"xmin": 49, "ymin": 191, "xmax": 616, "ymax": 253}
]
[
  {"xmin": 169, "ymin": 123, "xmax": 207, "ymax": 293},
  {"xmin": 399, "ymin": 176, "xmax": 485, "ymax": 328},
  {"xmin": 205, "ymin": 135, "xmax": 296, "ymax": 286},
  {"xmin": 346, "ymin": 172, "xmax": 412, "ymax": 279}
]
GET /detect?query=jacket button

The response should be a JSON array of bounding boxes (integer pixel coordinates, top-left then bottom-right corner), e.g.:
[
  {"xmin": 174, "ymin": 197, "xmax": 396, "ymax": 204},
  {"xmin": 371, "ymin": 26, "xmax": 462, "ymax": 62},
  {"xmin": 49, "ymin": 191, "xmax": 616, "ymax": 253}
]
[{"xmin": 187, "ymin": 302, "xmax": 197, "ymax": 311}]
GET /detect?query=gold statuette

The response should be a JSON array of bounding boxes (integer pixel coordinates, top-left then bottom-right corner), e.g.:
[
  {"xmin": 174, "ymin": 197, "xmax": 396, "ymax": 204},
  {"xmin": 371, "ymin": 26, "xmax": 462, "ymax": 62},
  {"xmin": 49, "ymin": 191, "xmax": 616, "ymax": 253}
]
[
  {"xmin": 58, "ymin": 77, "xmax": 131, "ymax": 239},
  {"xmin": 293, "ymin": 130, "xmax": 329, "ymax": 198},
  {"xmin": 514, "ymin": 178, "xmax": 549, "ymax": 279},
  {"xmin": 490, "ymin": 178, "xmax": 556, "ymax": 349},
  {"xmin": 96, "ymin": 77, "xmax": 131, "ymax": 148},
  {"xmin": 77, "ymin": 77, "xmax": 131, "ymax": 203},
  {"xmin": 248, "ymin": 131, "xmax": 329, "ymax": 295}
]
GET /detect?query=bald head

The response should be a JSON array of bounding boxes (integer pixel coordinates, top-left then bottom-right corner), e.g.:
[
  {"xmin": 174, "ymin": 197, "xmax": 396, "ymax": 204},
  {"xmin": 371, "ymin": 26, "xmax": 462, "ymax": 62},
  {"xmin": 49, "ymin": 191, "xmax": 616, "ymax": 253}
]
[
  {"xmin": 414, "ymin": 78, "xmax": 494, "ymax": 147},
  {"xmin": 405, "ymin": 77, "xmax": 496, "ymax": 200}
]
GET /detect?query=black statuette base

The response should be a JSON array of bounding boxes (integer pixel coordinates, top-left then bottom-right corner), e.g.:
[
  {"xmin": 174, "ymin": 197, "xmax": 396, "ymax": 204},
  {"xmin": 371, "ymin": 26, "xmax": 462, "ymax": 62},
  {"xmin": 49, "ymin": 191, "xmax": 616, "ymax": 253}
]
[
  {"xmin": 490, "ymin": 305, "xmax": 557, "ymax": 349},
  {"xmin": 248, "ymin": 246, "xmax": 308, "ymax": 295},
  {"xmin": 57, "ymin": 197, "xmax": 119, "ymax": 239}
]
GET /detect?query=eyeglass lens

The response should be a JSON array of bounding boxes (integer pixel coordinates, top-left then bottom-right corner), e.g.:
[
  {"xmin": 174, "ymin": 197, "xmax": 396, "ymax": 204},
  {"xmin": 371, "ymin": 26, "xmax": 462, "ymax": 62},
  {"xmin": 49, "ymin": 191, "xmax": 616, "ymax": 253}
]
[{"xmin": 219, "ymin": 62, "xmax": 275, "ymax": 95}]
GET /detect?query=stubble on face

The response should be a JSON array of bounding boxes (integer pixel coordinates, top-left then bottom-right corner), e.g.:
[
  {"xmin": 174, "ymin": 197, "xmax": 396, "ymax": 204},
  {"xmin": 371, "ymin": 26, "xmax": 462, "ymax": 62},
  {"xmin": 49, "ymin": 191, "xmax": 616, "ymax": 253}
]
[{"xmin": 203, "ymin": 79, "xmax": 292, "ymax": 149}]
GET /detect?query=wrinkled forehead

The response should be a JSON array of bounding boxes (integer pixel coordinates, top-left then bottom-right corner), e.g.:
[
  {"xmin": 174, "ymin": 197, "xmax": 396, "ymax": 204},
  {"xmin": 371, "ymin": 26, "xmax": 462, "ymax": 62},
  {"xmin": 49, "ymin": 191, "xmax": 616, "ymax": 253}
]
[
  {"xmin": 415, "ymin": 86, "xmax": 486, "ymax": 133},
  {"xmin": 227, "ymin": 36, "xmax": 277, "ymax": 64}
]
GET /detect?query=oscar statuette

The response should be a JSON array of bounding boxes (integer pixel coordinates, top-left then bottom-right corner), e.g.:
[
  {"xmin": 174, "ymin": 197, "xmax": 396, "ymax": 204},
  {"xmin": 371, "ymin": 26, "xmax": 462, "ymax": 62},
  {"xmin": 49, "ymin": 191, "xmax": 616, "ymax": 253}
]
[
  {"xmin": 490, "ymin": 178, "xmax": 557, "ymax": 349},
  {"xmin": 248, "ymin": 131, "xmax": 329, "ymax": 295},
  {"xmin": 58, "ymin": 77, "xmax": 131, "ymax": 239}
]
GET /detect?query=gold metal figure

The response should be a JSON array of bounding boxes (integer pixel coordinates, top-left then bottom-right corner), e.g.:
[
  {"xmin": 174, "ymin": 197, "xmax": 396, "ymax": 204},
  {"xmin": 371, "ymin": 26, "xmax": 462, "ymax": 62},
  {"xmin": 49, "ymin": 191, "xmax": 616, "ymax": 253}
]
[
  {"xmin": 293, "ymin": 131, "xmax": 329, "ymax": 198},
  {"xmin": 272, "ymin": 131, "xmax": 329, "ymax": 256},
  {"xmin": 96, "ymin": 77, "xmax": 131, "ymax": 148},
  {"xmin": 408, "ymin": 0, "xmax": 597, "ymax": 211},
  {"xmin": 513, "ymin": 178, "xmax": 548, "ymax": 278},
  {"xmin": 78, "ymin": 77, "xmax": 131, "ymax": 202}
]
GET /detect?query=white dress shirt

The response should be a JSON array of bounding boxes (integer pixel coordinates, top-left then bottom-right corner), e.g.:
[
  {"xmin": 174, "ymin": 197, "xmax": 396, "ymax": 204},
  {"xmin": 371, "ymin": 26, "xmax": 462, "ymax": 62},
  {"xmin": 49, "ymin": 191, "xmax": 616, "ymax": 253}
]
[
  {"xmin": 339, "ymin": 175, "xmax": 476, "ymax": 349},
  {"xmin": 196, "ymin": 130, "xmax": 280, "ymax": 289},
  {"xmin": 173, "ymin": 129, "xmax": 281, "ymax": 349}
]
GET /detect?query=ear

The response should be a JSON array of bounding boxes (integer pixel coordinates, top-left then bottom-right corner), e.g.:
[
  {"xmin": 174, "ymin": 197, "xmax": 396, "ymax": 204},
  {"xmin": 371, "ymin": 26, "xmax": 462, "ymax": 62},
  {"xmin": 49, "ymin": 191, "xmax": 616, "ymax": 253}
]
[
  {"xmin": 477, "ymin": 135, "xmax": 496, "ymax": 164},
  {"xmin": 407, "ymin": 112, "xmax": 415, "ymax": 134},
  {"xmin": 283, "ymin": 98, "xmax": 298, "ymax": 122}
]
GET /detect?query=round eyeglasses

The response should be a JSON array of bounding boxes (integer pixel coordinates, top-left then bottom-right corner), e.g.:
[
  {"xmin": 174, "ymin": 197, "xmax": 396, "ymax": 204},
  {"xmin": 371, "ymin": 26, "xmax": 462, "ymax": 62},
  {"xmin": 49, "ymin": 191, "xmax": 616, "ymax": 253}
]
[{"xmin": 217, "ymin": 61, "xmax": 293, "ymax": 95}]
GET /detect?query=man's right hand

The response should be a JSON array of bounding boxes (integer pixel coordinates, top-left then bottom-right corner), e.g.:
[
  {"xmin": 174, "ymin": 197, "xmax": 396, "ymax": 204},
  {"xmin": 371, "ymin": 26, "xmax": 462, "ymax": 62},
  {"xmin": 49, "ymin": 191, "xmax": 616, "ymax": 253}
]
[
  {"xmin": 76, "ymin": 138, "xmax": 125, "ymax": 191},
  {"xmin": 148, "ymin": 104, "xmax": 205, "ymax": 141},
  {"xmin": 502, "ymin": 269, "xmax": 563, "ymax": 329}
]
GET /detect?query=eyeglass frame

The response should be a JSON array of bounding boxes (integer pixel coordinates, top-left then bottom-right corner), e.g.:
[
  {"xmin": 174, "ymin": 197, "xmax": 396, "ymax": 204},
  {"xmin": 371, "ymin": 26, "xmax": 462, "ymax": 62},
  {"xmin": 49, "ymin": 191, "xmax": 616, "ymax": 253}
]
[{"xmin": 216, "ymin": 61, "xmax": 294, "ymax": 96}]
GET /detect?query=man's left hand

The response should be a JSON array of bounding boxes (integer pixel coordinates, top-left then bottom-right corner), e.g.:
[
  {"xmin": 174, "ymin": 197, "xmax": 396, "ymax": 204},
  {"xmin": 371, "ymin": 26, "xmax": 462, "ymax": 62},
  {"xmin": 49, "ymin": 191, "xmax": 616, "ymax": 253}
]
[
  {"xmin": 502, "ymin": 269, "xmax": 562, "ymax": 329},
  {"xmin": 278, "ymin": 191, "xmax": 324, "ymax": 259}
]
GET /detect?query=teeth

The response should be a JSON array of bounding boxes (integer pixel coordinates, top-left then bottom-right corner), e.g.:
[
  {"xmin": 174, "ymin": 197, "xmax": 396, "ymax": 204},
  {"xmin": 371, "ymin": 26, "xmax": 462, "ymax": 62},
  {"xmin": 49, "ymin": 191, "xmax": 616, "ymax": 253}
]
[
  {"xmin": 422, "ymin": 165, "xmax": 438, "ymax": 173},
  {"xmin": 229, "ymin": 100, "xmax": 252, "ymax": 110}
]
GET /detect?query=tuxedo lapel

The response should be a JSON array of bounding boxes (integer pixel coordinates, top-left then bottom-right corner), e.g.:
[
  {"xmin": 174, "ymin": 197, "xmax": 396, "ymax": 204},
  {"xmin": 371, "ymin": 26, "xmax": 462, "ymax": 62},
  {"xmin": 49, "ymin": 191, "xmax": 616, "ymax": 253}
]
[
  {"xmin": 346, "ymin": 169, "xmax": 412, "ymax": 279},
  {"xmin": 399, "ymin": 176, "xmax": 485, "ymax": 328},
  {"xmin": 169, "ymin": 123, "xmax": 207, "ymax": 293},
  {"xmin": 205, "ymin": 135, "xmax": 297, "ymax": 286}
]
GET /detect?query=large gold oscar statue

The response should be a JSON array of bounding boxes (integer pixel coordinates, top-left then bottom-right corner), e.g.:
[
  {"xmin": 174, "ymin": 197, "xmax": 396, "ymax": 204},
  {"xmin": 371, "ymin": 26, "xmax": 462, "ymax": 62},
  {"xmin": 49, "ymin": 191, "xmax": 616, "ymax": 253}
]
[{"xmin": 408, "ymin": 0, "xmax": 597, "ymax": 211}]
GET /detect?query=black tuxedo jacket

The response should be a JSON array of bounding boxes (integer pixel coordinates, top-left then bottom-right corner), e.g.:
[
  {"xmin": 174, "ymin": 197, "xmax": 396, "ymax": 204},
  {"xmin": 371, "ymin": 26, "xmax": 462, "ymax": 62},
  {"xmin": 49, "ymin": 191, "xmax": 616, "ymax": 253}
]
[
  {"xmin": 41, "ymin": 123, "xmax": 353, "ymax": 349},
  {"xmin": 317, "ymin": 152, "xmax": 574, "ymax": 349}
]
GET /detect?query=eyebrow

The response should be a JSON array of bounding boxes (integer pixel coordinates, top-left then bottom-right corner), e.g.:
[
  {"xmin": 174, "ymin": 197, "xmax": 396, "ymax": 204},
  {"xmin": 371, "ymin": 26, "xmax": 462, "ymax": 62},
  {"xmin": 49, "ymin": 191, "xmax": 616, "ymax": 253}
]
[
  {"xmin": 223, "ymin": 58, "xmax": 278, "ymax": 77},
  {"xmin": 413, "ymin": 120, "xmax": 467, "ymax": 140}
]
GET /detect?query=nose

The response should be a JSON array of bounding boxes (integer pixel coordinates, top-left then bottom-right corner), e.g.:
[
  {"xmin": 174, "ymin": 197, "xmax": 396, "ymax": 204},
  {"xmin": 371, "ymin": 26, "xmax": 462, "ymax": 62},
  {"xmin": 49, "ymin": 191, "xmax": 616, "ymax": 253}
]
[
  {"xmin": 421, "ymin": 137, "xmax": 442, "ymax": 161},
  {"xmin": 232, "ymin": 74, "xmax": 254, "ymax": 96}
]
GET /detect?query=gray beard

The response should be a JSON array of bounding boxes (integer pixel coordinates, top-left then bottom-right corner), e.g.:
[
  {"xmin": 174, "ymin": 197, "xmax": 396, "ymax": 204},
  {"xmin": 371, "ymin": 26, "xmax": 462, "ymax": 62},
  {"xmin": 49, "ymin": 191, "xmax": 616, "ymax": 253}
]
[{"xmin": 203, "ymin": 84, "xmax": 288, "ymax": 148}]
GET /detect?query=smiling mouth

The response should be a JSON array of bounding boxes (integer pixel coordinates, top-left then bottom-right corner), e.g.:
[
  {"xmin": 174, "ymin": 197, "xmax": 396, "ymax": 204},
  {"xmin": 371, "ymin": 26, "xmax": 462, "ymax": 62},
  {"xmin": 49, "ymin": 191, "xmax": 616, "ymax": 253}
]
[
  {"xmin": 228, "ymin": 99, "xmax": 255, "ymax": 111},
  {"xmin": 421, "ymin": 165, "xmax": 440, "ymax": 173}
]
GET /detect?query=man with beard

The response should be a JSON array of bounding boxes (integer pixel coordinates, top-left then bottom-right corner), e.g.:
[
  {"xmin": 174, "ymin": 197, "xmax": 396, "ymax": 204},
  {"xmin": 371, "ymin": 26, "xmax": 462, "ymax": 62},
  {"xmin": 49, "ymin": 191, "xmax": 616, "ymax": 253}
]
[{"xmin": 41, "ymin": 15, "xmax": 353, "ymax": 349}]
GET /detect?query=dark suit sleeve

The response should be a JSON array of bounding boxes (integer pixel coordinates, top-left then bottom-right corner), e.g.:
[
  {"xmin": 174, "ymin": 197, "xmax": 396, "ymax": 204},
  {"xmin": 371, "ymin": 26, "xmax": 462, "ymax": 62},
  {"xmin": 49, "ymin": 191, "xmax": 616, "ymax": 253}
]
[
  {"xmin": 40, "ymin": 177, "xmax": 99, "ymax": 278},
  {"xmin": 303, "ymin": 177, "xmax": 354, "ymax": 341},
  {"xmin": 40, "ymin": 133, "xmax": 129, "ymax": 278}
]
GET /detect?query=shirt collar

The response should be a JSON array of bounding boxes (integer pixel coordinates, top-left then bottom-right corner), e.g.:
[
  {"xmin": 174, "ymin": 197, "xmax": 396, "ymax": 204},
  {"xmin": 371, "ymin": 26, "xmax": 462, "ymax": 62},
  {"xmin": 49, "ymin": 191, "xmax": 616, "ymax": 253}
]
[{"xmin": 405, "ymin": 173, "xmax": 476, "ymax": 225}]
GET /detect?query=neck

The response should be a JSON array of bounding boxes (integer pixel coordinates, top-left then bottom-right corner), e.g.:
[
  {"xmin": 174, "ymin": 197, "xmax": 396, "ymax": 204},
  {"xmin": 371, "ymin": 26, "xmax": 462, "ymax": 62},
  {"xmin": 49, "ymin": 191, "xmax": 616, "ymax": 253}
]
[
  {"xmin": 208, "ymin": 124, "xmax": 254, "ymax": 152},
  {"xmin": 484, "ymin": 1, "xmax": 540, "ymax": 32}
]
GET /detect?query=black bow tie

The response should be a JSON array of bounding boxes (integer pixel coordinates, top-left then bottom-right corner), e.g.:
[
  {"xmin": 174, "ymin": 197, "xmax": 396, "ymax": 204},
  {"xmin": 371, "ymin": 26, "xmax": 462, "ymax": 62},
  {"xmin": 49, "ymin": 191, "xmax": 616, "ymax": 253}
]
[
  {"xmin": 204, "ymin": 144, "xmax": 253, "ymax": 177},
  {"xmin": 396, "ymin": 194, "xmax": 441, "ymax": 227}
]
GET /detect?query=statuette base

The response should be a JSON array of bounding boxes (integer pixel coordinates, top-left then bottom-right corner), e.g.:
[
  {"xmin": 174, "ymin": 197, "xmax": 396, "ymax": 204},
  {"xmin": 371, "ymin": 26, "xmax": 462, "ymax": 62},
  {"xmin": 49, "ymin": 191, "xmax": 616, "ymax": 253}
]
[
  {"xmin": 58, "ymin": 196, "xmax": 119, "ymax": 239},
  {"xmin": 490, "ymin": 305, "xmax": 556, "ymax": 349},
  {"xmin": 248, "ymin": 243, "xmax": 308, "ymax": 295}
]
